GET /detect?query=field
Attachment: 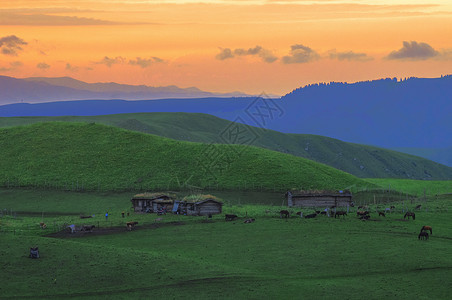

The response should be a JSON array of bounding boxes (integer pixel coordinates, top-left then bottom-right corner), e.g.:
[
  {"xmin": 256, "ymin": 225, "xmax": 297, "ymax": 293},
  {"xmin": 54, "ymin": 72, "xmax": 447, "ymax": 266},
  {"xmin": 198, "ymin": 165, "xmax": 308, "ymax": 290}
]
[{"xmin": 1, "ymin": 189, "xmax": 451, "ymax": 299}]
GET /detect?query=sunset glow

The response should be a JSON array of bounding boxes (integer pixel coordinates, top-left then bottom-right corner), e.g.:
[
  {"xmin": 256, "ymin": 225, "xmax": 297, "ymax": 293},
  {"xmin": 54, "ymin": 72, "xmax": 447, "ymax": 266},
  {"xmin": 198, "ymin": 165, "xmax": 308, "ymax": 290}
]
[{"xmin": 1, "ymin": 0, "xmax": 452, "ymax": 95}]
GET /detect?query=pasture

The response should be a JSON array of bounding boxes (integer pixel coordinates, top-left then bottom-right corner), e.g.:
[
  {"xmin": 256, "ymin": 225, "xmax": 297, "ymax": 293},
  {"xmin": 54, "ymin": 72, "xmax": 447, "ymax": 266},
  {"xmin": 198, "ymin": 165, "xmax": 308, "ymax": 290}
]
[{"xmin": 1, "ymin": 189, "xmax": 451, "ymax": 299}]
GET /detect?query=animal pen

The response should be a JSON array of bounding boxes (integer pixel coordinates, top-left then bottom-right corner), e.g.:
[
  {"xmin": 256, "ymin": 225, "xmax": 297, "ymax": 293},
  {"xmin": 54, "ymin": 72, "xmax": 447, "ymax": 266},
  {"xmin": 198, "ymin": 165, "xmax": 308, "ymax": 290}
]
[{"xmin": 285, "ymin": 190, "xmax": 353, "ymax": 208}]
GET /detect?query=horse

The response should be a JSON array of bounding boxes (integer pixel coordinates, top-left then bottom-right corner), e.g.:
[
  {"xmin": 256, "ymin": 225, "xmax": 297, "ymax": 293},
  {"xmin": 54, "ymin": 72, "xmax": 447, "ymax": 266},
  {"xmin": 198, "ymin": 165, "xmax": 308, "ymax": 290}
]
[
  {"xmin": 280, "ymin": 210, "xmax": 290, "ymax": 219},
  {"xmin": 418, "ymin": 231, "xmax": 429, "ymax": 240},
  {"xmin": 378, "ymin": 212, "xmax": 386, "ymax": 217},
  {"xmin": 334, "ymin": 211, "xmax": 347, "ymax": 218},
  {"xmin": 415, "ymin": 204, "xmax": 422, "ymax": 210},
  {"xmin": 225, "ymin": 214, "xmax": 238, "ymax": 221},
  {"xmin": 420, "ymin": 226, "xmax": 432, "ymax": 234},
  {"xmin": 357, "ymin": 211, "xmax": 369, "ymax": 217},
  {"xmin": 305, "ymin": 213, "xmax": 317, "ymax": 219},
  {"xmin": 404, "ymin": 212, "xmax": 415, "ymax": 220}
]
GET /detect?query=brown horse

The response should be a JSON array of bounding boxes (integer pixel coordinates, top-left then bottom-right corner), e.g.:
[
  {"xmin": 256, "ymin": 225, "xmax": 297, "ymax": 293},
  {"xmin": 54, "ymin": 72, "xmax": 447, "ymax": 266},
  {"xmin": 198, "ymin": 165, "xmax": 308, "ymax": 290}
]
[
  {"xmin": 404, "ymin": 212, "xmax": 415, "ymax": 220},
  {"xmin": 280, "ymin": 210, "xmax": 290, "ymax": 218},
  {"xmin": 420, "ymin": 226, "xmax": 432, "ymax": 234},
  {"xmin": 418, "ymin": 231, "xmax": 429, "ymax": 240}
]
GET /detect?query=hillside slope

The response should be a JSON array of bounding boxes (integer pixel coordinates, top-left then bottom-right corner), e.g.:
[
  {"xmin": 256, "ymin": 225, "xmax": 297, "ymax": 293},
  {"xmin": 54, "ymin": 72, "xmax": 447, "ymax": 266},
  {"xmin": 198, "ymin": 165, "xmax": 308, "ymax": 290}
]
[
  {"xmin": 0, "ymin": 122, "xmax": 369, "ymax": 191},
  {"xmin": 1, "ymin": 113, "xmax": 451, "ymax": 180}
]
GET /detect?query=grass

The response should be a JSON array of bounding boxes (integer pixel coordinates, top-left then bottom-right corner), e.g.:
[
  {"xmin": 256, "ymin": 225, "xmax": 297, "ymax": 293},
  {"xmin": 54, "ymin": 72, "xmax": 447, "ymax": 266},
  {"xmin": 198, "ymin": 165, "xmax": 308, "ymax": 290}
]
[
  {"xmin": 365, "ymin": 178, "xmax": 452, "ymax": 196},
  {"xmin": 0, "ymin": 189, "xmax": 451, "ymax": 299},
  {"xmin": 0, "ymin": 122, "xmax": 371, "ymax": 192},
  {"xmin": 0, "ymin": 112, "xmax": 451, "ymax": 180}
]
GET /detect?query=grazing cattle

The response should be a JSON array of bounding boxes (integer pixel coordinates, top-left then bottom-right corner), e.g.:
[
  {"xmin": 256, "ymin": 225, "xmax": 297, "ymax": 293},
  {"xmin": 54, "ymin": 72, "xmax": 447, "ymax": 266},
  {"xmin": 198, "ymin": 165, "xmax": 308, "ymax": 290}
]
[
  {"xmin": 126, "ymin": 221, "xmax": 138, "ymax": 231},
  {"xmin": 334, "ymin": 211, "xmax": 347, "ymax": 218},
  {"xmin": 305, "ymin": 213, "xmax": 317, "ymax": 219},
  {"xmin": 280, "ymin": 210, "xmax": 290, "ymax": 219},
  {"xmin": 39, "ymin": 222, "xmax": 47, "ymax": 229},
  {"xmin": 29, "ymin": 247, "xmax": 39, "ymax": 259},
  {"xmin": 404, "ymin": 212, "xmax": 416, "ymax": 220},
  {"xmin": 415, "ymin": 204, "xmax": 422, "ymax": 210},
  {"xmin": 418, "ymin": 231, "xmax": 429, "ymax": 240},
  {"xmin": 378, "ymin": 212, "xmax": 386, "ymax": 217},
  {"xmin": 420, "ymin": 226, "xmax": 432, "ymax": 234},
  {"xmin": 225, "ymin": 214, "xmax": 238, "ymax": 221},
  {"xmin": 244, "ymin": 218, "xmax": 255, "ymax": 223},
  {"xmin": 81, "ymin": 225, "xmax": 95, "ymax": 232}
]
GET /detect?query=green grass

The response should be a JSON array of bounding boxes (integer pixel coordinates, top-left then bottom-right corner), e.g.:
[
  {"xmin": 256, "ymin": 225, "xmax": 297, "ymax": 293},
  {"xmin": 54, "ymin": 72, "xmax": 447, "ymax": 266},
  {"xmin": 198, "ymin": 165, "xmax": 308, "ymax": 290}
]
[
  {"xmin": 1, "ymin": 190, "xmax": 451, "ymax": 299},
  {"xmin": 0, "ymin": 122, "xmax": 370, "ymax": 192},
  {"xmin": 365, "ymin": 178, "xmax": 452, "ymax": 196},
  {"xmin": 1, "ymin": 113, "xmax": 451, "ymax": 180}
]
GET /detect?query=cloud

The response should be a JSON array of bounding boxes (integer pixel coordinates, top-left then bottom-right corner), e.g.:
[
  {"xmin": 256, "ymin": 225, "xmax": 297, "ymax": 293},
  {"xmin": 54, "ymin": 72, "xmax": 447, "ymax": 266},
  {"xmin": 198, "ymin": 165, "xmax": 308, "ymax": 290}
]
[
  {"xmin": 216, "ymin": 48, "xmax": 234, "ymax": 60},
  {"xmin": 0, "ymin": 12, "xmax": 122, "ymax": 26},
  {"xmin": 37, "ymin": 62, "xmax": 50, "ymax": 70},
  {"xmin": 216, "ymin": 45, "xmax": 278, "ymax": 63},
  {"xmin": 95, "ymin": 56, "xmax": 126, "ymax": 67},
  {"xmin": 0, "ymin": 35, "xmax": 27, "ymax": 56},
  {"xmin": 66, "ymin": 63, "xmax": 79, "ymax": 72},
  {"xmin": 329, "ymin": 50, "xmax": 373, "ymax": 62},
  {"xmin": 10, "ymin": 61, "xmax": 23, "ymax": 67},
  {"xmin": 386, "ymin": 41, "xmax": 439, "ymax": 60},
  {"xmin": 282, "ymin": 44, "xmax": 319, "ymax": 64},
  {"xmin": 128, "ymin": 57, "xmax": 164, "ymax": 68}
]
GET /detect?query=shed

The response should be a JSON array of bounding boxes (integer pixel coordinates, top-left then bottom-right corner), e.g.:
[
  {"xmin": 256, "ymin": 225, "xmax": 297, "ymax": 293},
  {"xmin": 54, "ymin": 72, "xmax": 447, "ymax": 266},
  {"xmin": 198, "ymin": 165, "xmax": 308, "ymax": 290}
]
[
  {"xmin": 131, "ymin": 193, "xmax": 174, "ymax": 213},
  {"xmin": 285, "ymin": 190, "xmax": 353, "ymax": 208},
  {"xmin": 178, "ymin": 195, "xmax": 223, "ymax": 216}
]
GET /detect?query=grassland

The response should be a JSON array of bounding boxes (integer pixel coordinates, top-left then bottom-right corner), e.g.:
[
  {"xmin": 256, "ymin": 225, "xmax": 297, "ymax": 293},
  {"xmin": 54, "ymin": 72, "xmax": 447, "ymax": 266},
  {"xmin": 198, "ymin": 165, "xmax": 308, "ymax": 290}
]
[
  {"xmin": 0, "ymin": 189, "xmax": 451, "ymax": 299},
  {"xmin": 1, "ymin": 113, "xmax": 451, "ymax": 180},
  {"xmin": 0, "ymin": 122, "xmax": 371, "ymax": 192}
]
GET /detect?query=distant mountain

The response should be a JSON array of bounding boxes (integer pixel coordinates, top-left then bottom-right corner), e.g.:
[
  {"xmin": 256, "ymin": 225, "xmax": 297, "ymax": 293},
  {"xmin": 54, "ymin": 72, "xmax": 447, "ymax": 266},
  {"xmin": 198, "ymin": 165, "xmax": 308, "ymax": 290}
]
[
  {"xmin": 0, "ymin": 75, "xmax": 252, "ymax": 104},
  {"xmin": 1, "ymin": 75, "xmax": 450, "ymax": 151},
  {"xmin": 1, "ymin": 112, "xmax": 451, "ymax": 180},
  {"xmin": 278, "ymin": 76, "xmax": 452, "ymax": 149}
]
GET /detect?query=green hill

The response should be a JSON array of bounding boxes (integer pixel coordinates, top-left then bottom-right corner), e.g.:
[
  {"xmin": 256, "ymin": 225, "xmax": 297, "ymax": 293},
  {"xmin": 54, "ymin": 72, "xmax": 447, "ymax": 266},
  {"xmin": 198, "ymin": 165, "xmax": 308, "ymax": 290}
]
[
  {"xmin": 1, "ymin": 113, "xmax": 451, "ymax": 180},
  {"xmin": 0, "ymin": 122, "xmax": 370, "ymax": 192}
]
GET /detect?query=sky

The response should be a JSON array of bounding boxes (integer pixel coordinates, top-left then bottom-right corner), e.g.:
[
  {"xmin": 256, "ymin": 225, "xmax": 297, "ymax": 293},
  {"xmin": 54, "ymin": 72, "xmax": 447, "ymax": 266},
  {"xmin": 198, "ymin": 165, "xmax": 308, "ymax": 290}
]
[{"xmin": 1, "ymin": 0, "xmax": 452, "ymax": 96}]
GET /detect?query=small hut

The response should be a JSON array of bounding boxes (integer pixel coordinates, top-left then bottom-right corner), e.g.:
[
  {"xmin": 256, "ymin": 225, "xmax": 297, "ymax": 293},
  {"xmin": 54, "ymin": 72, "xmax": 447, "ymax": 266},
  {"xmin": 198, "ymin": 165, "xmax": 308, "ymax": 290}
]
[
  {"xmin": 178, "ymin": 194, "xmax": 223, "ymax": 216},
  {"xmin": 131, "ymin": 193, "xmax": 174, "ymax": 213},
  {"xmin": 285, "ymin": 190, "xmax": 353, "ymax": 208}
]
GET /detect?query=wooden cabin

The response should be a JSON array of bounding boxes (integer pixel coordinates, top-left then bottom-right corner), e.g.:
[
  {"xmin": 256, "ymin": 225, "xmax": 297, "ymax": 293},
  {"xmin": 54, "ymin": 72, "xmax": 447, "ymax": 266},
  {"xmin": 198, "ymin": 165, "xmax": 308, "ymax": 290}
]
[
  {"xmin": 285, "ymin": 190, "xmax": 353, "ymax": 208},
  {"xmin": 131, "ymin": 193, "xmax": 174, "ymax": 213},
  {"xmin": 177, "ymin": 195, "xmax": 223, "ymax": 216}
]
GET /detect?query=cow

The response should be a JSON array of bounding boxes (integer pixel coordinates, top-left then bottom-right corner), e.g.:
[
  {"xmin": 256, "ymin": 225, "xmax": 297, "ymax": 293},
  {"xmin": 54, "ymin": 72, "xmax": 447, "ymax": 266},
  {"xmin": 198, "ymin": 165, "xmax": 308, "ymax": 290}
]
[
  {"xmin": 418, "ymin": 231, "xmax": 429, "ymax": 240},
  {"xmin": 280, "ymin": 210, "xmax": 290, "ymax": 218},
  {"xmin": 357, "ymin": 211, "xmax": 370, "ymax": 217},
  {"xmin": 415, "ymin": 204, "xmax": 422, "ymax": 210},
  {"xmin": 225, "ymin": 214, "xmax": 238, "ymax": 221},
  {"xmin": 378, "ymin": 212, "xmax": 386, "ymax": 217},
  {"xmin": 39, "ymin": 222, "xmax": 47, "ymax": 229},
  {"xmin": 360, "ymin": 215, "xmax": 370, "ymax": 220},
  {"xmin": 244, "ymin": 218, "xmax": 255, "ymax": 223},
  {"xmin": 126, "ymin": 221, "xmax": 138, "ymax": 231},
  {"xmin": 81, "ymin": 225, "xmax": 95, "ymax": 232}
]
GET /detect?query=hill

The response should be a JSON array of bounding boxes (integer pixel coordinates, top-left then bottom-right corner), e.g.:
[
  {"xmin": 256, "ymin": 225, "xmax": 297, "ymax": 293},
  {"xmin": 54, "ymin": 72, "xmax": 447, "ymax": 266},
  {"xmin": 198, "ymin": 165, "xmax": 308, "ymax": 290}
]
[
  {"xmin": 1, "ymin": 113, "xmax": 451, "ymax": 180},
  {"xmin": 0, "ymin": 122, "xmax": 370, "ymax": 191},
  {"xmin": 0, "ymin": 75, "xmax": 450, "ymax": 153}
]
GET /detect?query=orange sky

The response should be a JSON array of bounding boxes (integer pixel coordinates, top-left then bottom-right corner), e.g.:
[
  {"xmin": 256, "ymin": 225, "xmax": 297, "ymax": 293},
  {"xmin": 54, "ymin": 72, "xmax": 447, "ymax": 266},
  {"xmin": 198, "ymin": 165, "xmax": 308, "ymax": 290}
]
[{"xmin": 1, "ymin": 0, "xmax": 452, "ymax": 95}]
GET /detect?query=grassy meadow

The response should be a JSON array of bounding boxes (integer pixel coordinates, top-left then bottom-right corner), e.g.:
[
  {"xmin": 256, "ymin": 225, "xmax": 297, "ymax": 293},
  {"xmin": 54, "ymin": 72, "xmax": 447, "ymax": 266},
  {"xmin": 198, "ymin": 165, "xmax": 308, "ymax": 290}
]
[
  {"xmin": 1, "ymin": 188, "xmax": 451, "ymax": 299},
  {"xmin": 1, "ymin": 113, "xmax": 451, "ymax": 180}
]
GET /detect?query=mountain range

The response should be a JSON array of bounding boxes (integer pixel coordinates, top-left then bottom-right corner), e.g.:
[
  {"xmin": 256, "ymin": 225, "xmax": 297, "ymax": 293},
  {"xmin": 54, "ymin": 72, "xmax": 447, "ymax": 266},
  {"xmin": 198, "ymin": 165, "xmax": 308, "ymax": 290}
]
[{"xmin": 0, "ymin": 75, "xmax": 252, "ymax": 104}]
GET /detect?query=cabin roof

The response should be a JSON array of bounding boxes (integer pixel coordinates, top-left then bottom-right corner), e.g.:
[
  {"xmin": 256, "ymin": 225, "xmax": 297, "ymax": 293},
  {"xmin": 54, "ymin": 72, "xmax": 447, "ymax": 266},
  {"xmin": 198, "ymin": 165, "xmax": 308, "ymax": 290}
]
[
  {"xmin": 287, "ymin": 190, "xmax": 352, "ymax": 197},
  {"xmin": 131, "ymin": 192, "xmax": 173, "ymax": 201}
]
